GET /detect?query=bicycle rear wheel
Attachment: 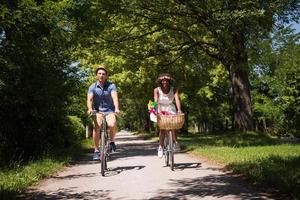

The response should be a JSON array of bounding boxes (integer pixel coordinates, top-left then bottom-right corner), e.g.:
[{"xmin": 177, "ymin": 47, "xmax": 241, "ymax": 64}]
[
  {"xmin": 100, "ymin": 123, "xmax": 107, "ymax": 176},
  {"xmin": 168, "ymin": 131, "xmax": 174, "ymax": 171}
]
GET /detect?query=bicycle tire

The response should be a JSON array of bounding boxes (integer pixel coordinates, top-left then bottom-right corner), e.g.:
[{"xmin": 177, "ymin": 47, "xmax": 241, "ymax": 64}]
[
  {"xmin": 164, "ymin": 135, "xmax": 169, "ymax": 166},
  {"xmin": 168, "ymin": 131, "xmax": 174, "ymax": 171},
  {"xmin": 100, "ymin": 122, "xmax": 107, "ymax": 176}
]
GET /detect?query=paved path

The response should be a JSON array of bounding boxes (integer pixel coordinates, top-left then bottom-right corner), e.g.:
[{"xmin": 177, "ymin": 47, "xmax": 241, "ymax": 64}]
[{"xmin": 21, "ymin": 130, "xmax": 283, "ymax": 200}]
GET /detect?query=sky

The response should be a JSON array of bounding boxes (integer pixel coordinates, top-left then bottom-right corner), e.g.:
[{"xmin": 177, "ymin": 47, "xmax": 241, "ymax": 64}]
[{"xmin": 291, "ymin": 22, "xmax": 300, "ymax": 33}]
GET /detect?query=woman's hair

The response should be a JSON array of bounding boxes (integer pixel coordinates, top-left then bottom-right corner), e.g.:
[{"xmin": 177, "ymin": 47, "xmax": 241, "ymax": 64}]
[{"xmin": 156, "ymin": 73, "xmax": 175, "ymax": 86}]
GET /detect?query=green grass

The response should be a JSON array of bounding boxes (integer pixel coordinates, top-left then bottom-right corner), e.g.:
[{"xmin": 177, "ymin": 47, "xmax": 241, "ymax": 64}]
[
  {"xmin": 179, "ymin": 132, "xmax": 300, "ymax": 199},
  {"xmin": 0, "ymin": 158, "xmax": 65, "ymax": 199},
  {"xmin": 0, "ymin": 140, "xmax": 88, "ymax": 200}
]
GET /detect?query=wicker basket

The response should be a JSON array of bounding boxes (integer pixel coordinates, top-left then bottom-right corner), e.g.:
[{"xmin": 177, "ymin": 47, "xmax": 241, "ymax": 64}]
[{"xmin": 157, "ymin": 114, "xmax": 185, "ymax": 130}]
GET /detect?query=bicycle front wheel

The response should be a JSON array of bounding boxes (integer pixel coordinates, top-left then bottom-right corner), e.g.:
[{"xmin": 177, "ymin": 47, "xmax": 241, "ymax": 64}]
[
  {"xmin": 168, "ymin": 131, "xmax": 174, "ymax": 171},
  {"xmin": 164, "ymin": 135, "xmax": 169, "ymax": 166},
  {"xmin": 100, "ymin": 124, "xmax": 107, "ymax": 176}
]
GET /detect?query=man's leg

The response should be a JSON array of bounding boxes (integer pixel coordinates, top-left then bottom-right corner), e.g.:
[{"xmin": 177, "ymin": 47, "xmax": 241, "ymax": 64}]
[
  {"xmin": 93, "ymin": 126, "xmax": 100, "ymax": 152},
  {"xmin": 92, "ymin": 114, "xmax": 103, "ymax": 160},
  {"xmin": 106, "ymin": 113, "xmax": 117, "ymax": 151}
]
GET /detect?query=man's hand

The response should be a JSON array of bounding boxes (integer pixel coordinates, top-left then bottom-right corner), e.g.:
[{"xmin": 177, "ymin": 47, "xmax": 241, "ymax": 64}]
[
  {"xmin": 87, "ymin": 109, "xmax": 93, "ymax": 115},
  {"xmin": 115, "ymin": 108, "xmax": 120, "ymax": 114}
]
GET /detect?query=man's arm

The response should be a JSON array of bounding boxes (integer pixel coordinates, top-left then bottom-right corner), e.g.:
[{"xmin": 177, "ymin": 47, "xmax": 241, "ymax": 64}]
[
  {"xmin": 111, "ymin": 91, "xmax": 120, "ymax": 113},
  {"xmin": 87, "ymin": 93, "xmax": 94, "ymax": 114}
]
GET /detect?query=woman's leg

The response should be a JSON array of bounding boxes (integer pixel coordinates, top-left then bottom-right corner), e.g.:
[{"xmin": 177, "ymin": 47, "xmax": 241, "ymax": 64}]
[
  {"xmin": 171, "ymin": 130, "xmax": 177, "ymax": 143},
  {"xmin": 158, "ymin": 130, "xmax": 166, "ymax": 158},
  {"xmin": 159, "ymin": 130, "xmax": 166, "ymax": 147}
]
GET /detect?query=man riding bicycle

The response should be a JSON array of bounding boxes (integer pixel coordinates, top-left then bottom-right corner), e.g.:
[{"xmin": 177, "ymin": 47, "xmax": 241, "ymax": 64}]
[{"xmin": 87, "ymin": 66, "xmax": 120, "ymax": 160}]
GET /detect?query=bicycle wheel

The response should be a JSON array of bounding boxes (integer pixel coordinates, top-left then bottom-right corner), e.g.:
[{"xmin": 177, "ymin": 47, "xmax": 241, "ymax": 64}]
[
  {"xmin": 168, "ymin": 131, "xmax": 174, "ymax": 171},
  {"xmin": 164, "ymin": 134, "xmax": 169, "ymax": 166},
  {"xmin": 100, "ymin": 122, "xmax": 107, "ymax": 176}
]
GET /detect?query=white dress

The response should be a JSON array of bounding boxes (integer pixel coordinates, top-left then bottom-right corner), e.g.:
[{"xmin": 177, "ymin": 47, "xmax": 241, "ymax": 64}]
[{"xmin": 157, "ymin": 86, "xmax": 176, "ymax": 114}]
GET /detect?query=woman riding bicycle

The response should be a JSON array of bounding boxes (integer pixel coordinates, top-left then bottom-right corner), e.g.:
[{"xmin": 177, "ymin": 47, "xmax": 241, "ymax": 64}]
[{"xmin": 154, "ymin": 73, "xmax": 182, "ymax": 158}]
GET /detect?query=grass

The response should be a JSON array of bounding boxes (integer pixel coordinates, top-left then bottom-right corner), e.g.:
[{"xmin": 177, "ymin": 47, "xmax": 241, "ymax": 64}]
[
  {"xmin": 0, "ymin": 140, "xmax": 88, "ymax": 200},
  {"xmin": 0, "ymin": 158, "xmax": 65, "ymax": 199},
  {"xmin": 178, "ymin": 132, "xmax": 300, "ymax": 199}
]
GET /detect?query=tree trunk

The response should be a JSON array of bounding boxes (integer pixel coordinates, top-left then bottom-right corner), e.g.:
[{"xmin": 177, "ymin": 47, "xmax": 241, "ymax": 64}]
[
  {"xmin": 229, "ymin": 66, "xmax": 254, "ymax": 131},
  {"xmin": 223, "ymin": 29, "xmax": 254, "ymax": 132}
]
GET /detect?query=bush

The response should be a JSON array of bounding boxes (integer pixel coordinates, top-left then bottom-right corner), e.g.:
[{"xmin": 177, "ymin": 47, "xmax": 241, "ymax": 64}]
[{"xmin": 66, "ymin": 116, "xmax": 85, "ymax": 142}]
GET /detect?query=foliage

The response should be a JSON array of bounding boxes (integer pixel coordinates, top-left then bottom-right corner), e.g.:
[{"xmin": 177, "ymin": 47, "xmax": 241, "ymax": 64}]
[
  {"xmin": 250, "ymin": 27, "xmax": 300, "ymax": 136},
  {"xmin": 74, "ymin": 0, "xmax": 300, "ymax": 131},
  {"xmin": 0, "ymin": 0, "xmax": 87, "ymax": 167},
  {"xmin": 65, "ymin": 116, "xmax": 85, "ymax": 141}
]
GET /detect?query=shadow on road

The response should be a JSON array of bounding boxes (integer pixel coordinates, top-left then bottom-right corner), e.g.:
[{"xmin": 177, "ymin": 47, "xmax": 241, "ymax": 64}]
[
  {"xmin": 20, "ymin": 188, "xmax": 113, "ymax": 200},
  {"xmin": 172, "ymin": 162, "xmax": 202, "ymax": 171},
  {"xmin": 149, "ymin": 174, "xmax": 290, "ymax": 200},
  {"xmin": 51, "ymin": 172, "xmax": 97, "ymax": 180},
  {"xmin": 104, "ymin": 165, "xmax": 145, "ymax": 177}
]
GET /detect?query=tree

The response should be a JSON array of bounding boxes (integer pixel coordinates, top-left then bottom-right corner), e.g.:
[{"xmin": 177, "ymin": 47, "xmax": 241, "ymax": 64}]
[
  {"xmin": 83, "ymin": 0, "xmax": 299, "ymax": 131},
  {"xmin": 0, "ymin": 0, "xmax": 89, "ymax": 166},
  {"xmin": 250, "ymin": 27, "xmax": 300, "ymax": 136}
]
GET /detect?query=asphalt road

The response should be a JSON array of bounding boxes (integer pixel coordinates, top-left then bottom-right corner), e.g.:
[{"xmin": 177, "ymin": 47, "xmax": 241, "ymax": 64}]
[{"xmin": 21, "ymin": 130, "xmax": 285, "ymax": 200}]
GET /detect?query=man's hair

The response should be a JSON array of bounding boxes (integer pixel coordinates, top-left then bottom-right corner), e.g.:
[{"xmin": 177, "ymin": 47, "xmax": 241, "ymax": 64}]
[{"xmin": 95, "ymin": 66, "xmax": 108, "ymax": 75}]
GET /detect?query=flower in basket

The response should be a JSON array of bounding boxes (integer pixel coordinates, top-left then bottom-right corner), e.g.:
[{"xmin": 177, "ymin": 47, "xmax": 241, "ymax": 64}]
[
  {"xmin": 147, "ymin": 100, "xmax": 157, "ymax": 115},
  {"xmin": 148, "ymin": 100, "xmax": 157, "ymax": 122},
  {"xmin": 160, "ymin": 110, "xmax": 174, "ymax": 115}
]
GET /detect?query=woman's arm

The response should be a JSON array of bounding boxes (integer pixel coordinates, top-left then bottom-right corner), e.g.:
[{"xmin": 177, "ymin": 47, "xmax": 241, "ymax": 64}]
[
  {"xmin": 174, "ymin": 89, "xmax": 182, "ymax": 113},
  {"xmin": 154, "ymin": 88, "xmax": 158, "ymax": 102}
]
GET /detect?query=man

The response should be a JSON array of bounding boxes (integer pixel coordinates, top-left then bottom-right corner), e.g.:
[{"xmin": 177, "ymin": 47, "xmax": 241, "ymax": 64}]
[{"xmin": 87, "ymin": 66, "xmax": 120, "ymax": 160}]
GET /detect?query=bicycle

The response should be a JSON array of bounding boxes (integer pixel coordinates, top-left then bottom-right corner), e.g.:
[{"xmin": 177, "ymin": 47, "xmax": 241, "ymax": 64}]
[
  {"xmin": 164, "ymin": 130, "xmax": 175, "ymax": 170},
  {"xmin": 157, "ymin": 113, "xmax": 185, "ymax": 171},
  {"xmin": 91, "ymin": 111, "xmax": 112, "ymax": 176}
]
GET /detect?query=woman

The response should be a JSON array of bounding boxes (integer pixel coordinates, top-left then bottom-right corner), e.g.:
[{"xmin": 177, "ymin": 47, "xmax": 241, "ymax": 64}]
[{"xmin": 154, "ymin": 73, "xmax": 182, "ymax": 158}]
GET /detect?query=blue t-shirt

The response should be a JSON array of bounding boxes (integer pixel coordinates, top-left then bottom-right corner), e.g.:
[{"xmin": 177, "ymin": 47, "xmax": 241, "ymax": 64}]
[{"xmin": 88, "ymin": 81, "xmax": 117, "ymax": 113}]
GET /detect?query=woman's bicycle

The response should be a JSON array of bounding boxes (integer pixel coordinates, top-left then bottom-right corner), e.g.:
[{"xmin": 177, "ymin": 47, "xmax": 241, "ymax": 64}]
[
  {"xmin": 91, "ymin": 111, "xmax": 112, "ymax": 176},
  {"xmin": 157, "ymin": 113, "xmax": 185, "ymax": 171}
]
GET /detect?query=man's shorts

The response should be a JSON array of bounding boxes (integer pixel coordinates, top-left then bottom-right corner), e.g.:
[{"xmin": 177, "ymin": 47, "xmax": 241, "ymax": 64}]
[{"xmin": 93, "ymin": 113, "xmax": 116, "ymax": 128}]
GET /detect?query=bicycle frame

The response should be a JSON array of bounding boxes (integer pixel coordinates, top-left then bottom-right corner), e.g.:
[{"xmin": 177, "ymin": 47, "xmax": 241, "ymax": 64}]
[
  {"xmin": 91, "ymin": 111, "xmax": 111, "ymax": 176},
  {"xmin": 164, "ymin": 130, "xmax": 174, "ymax": 171}
]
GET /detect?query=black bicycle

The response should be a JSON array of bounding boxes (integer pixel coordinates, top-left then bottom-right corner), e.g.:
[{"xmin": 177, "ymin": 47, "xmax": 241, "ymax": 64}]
[{"xmin": 91, "ymin": 111, "xmax": 111, "ymax": 176}]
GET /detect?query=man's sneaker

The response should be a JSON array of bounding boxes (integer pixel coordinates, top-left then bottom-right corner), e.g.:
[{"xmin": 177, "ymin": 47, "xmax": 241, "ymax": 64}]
[
  {"xmin": 110, "ymin": 142, "xmax": 117, "ymax": 152},
  {"xmin": 93, "ymin": 150, "xmax": 100, "ymax": 160},
  {"xmin": 157, "ymin": 146, "xmax": 163, "ymax": 158}
]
